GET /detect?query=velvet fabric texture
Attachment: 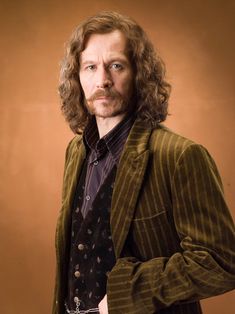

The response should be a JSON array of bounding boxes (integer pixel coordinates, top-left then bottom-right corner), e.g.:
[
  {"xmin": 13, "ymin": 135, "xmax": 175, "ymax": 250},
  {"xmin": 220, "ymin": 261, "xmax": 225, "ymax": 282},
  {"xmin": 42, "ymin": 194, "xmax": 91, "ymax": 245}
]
[{"xmin": 53, "ymin": 119, "xmax": 235, "ymax": 314}]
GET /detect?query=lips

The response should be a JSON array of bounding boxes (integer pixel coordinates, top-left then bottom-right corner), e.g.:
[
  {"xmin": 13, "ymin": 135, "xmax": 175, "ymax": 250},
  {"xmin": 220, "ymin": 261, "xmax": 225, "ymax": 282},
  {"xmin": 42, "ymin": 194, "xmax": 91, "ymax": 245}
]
[{"xmin": 96, "ymin": 96, "xmax": 112, "ymax": 100}]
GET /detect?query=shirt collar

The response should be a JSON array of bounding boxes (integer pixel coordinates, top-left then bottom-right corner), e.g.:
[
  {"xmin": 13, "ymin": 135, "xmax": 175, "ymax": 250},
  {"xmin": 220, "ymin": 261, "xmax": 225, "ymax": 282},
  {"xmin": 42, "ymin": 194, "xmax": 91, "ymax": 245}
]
[{"xmin": 84, "ymin": 114, "xmax": 134, "ymax": 164}]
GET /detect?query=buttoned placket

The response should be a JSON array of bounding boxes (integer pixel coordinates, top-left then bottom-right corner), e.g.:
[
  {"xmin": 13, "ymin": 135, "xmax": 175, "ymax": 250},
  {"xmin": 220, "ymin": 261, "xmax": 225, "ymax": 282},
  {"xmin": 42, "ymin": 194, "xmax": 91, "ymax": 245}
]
[
  {"xmin": 66, "ymin": 116, "xmax": 134, "ymax": 311},
  {"xmin": 81, "ymin": 143, "xmax": 108, "ymax": 218}
]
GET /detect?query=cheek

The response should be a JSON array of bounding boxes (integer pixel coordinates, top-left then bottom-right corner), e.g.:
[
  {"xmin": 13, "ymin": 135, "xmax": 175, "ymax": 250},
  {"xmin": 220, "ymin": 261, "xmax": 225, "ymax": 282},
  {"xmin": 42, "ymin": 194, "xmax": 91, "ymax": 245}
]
[
  {"xmin": 80, "ymin": 76, "xmax": 93, "ymax": 98},
  {"xmin": 121, "ymin": 75, "xmax": 134, "ymax": 95},
  {"xmin": 115, "ymin": 72, "xmax": 131, "ymax": 90}
]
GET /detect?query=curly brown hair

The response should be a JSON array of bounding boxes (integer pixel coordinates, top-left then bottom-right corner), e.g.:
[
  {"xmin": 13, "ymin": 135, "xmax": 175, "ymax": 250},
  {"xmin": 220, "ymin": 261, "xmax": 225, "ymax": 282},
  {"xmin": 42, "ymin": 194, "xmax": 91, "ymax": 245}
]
[{"xmin": 59, "ymin": 11, "xmax": 171, "ymax": 133}]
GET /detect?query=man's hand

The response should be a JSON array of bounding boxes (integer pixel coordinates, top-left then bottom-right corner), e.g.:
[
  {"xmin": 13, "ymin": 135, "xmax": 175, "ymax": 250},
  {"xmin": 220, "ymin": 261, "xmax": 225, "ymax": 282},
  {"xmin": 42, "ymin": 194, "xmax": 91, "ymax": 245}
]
[{"xmin": 98, "ymin": 294, "xmax": 108, "ymax": 314}]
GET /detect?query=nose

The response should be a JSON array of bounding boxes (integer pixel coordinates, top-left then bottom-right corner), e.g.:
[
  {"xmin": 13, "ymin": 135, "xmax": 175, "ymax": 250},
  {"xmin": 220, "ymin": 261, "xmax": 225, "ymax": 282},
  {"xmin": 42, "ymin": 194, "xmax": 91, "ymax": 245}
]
[{"xmin": 96, "ymin": 66, "xmax": 113, "ymax": 89}]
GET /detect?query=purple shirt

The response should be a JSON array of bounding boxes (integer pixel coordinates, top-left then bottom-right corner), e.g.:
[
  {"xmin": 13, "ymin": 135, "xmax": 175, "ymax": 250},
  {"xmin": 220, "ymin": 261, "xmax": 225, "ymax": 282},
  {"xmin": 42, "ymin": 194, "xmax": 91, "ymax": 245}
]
[
  {"xmin": 80, "ymin": 114, "xmax": 134, "ymax": 218},
  {"xmin": 66, "ymin": 114, "xmax": 135, "ymax": 311}
]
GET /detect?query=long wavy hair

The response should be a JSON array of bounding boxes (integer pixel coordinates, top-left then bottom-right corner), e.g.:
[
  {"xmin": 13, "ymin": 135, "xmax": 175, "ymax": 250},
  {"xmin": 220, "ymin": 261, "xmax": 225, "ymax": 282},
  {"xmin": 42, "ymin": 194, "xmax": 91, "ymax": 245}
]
[{"xmin": 59, "ymin": 11, "xmax": 171, "ymax": 133}]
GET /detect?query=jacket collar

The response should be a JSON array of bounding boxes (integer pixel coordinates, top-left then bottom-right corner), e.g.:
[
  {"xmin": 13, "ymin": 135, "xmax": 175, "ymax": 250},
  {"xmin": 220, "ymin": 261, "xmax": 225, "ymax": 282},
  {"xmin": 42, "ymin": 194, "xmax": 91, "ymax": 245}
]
[
  {"xmin": 110, "ymin": 119, "xmax": 153, "ymax": 258},
  {"xmin": 71, "ymin": 118, "xmax": 154, "ymax": 258}
]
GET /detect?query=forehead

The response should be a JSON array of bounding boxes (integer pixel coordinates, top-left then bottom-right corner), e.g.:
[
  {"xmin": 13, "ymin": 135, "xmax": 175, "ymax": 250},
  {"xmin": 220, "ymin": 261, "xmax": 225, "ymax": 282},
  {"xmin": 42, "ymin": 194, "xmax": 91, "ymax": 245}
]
[{"xmin": 80, "ymin": 30, "xmax": 129, "ymax": 61}]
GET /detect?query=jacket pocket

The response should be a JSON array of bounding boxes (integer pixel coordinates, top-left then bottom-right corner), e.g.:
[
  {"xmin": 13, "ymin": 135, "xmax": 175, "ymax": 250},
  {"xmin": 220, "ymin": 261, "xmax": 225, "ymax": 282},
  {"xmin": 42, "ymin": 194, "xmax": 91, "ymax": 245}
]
[{"xmin": 129, "ymin": 211, "xmax": 180, "ymax": 260}]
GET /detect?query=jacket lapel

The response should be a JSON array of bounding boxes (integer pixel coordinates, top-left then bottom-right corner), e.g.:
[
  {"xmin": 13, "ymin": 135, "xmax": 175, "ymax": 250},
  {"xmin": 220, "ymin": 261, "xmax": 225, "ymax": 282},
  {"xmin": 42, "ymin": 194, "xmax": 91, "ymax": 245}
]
[
  {"xmin": 59, "ymin": 137, "xmax": 86, "ymax": 257},
  {"xmin": 110, "ymin": 120, "xmax": 152, "ymax": 258},
  {"xmin": 62, "ymin": 137, "xmax": 86, "ymax": 209}
]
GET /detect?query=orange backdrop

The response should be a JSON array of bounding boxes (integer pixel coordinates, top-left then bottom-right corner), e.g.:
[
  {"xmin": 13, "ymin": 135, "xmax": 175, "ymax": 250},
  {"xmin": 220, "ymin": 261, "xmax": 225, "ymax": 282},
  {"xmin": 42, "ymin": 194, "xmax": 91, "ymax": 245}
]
[{"xmin": 0, "ymin": 0, "xmax": 234, "ymax": 313}]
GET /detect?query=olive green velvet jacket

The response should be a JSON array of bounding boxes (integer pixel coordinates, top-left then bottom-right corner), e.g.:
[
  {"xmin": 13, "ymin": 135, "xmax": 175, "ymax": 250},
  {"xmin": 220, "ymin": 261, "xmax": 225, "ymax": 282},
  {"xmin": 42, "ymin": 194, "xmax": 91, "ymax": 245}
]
[{"xmin": 53, "ymin": 120, "xmax": 235, "ymax": 314}]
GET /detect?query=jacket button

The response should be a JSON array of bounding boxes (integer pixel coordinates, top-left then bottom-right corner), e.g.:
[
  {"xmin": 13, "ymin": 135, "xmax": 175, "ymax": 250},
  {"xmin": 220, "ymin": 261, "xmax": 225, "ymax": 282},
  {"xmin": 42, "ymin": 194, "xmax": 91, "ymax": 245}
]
[
  {"xmin": 78, "ymin": 243, "xmax": 85, "ymax": 250},
  {"xmin": 74, "ymin": 271, "xmax": 81, "ymax": 278}
]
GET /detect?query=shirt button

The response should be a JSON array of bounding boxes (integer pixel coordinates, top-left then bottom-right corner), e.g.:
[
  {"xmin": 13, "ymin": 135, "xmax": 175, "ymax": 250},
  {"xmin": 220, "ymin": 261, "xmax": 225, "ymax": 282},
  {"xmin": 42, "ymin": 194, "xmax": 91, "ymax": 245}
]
[
  {"xmin": 78, "ymin": 243, "xmax": 85, "ymax": 250},
  {"xmin": 94, "ymin": 160, "xmax": 98, "ymax": 166},
  {"xmin": 74, "ymin": 271, "xmax": 81, "ymax": 278},
  {"xmin": 85, "ymin": 195, "xmax": 90, "ymax": 201}
]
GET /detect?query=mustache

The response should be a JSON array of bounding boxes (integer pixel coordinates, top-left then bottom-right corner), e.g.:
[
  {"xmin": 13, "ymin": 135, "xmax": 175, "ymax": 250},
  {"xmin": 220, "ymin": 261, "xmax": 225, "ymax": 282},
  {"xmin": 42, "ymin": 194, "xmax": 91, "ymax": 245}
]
[{"xmin": 87, "ymin": 89, "xmax": 121, "ymax": 102}]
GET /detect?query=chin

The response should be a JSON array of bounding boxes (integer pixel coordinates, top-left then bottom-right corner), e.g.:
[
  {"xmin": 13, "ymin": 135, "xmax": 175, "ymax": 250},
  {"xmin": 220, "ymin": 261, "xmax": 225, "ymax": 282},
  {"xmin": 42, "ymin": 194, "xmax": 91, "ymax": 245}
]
[
  {"xmin": 94, "ymin": 107, "xmax": 126, "ymax": 118},
  {"xmin": 87, "ymin": 99, "xmax": 128, "ymax": 119},
  {"xmin": 95, "ymin": 111, "xmax": 122, "ymax": 119}
]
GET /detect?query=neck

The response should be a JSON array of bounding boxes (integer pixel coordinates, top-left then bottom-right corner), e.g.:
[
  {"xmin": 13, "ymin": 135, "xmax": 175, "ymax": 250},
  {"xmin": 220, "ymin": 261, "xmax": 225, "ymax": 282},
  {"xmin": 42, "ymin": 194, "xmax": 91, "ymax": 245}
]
[{"xmin": 96, "ymin": 114, "xmax": 126, "ymax": 138}]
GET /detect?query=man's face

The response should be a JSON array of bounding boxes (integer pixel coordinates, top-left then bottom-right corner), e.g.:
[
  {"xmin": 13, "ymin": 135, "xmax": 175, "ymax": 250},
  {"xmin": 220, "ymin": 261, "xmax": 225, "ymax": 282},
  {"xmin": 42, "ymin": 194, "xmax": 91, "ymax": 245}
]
[{"xmin": 79, "ymin": 30, "xmax": 134, "ymax": 119}]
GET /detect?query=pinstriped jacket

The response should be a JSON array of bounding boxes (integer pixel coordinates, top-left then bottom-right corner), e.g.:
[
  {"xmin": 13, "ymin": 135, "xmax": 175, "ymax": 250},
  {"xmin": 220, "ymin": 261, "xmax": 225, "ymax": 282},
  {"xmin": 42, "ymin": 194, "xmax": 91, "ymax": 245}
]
[{"xmin": 53, "ymin": 119, "xmax": 235, "ymax": 314}]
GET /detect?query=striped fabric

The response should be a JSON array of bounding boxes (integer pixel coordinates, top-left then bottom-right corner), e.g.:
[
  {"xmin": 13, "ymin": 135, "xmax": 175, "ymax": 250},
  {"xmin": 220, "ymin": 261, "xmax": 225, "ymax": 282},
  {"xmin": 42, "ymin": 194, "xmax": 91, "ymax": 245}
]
[
  {"xmin": 80, "ymin": 115, "xmax": 133, "ymax": 217},
  {"xmin": 53, "ymin": 119, "xmax": 235, "ymax": 314}
]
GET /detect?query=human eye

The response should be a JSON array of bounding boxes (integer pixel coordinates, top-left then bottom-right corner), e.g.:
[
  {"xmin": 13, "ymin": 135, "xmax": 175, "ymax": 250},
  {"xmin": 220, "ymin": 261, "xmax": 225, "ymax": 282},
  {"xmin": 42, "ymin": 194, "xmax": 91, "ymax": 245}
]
[
  {"xmin": 110, "ymin": 63, "xmax": 123, "ymax": 71},
  {"xmin": 84, "ymin": 64, "xmax": 96, "ymax": 71}
]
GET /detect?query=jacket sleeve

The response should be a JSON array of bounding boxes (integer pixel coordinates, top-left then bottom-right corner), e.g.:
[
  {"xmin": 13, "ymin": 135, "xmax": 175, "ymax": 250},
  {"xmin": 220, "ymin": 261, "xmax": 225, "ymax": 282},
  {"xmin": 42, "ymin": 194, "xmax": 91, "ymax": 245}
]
[{"xmin": 107, "ymin": 144, "xmax": 235, "ymax": 313}]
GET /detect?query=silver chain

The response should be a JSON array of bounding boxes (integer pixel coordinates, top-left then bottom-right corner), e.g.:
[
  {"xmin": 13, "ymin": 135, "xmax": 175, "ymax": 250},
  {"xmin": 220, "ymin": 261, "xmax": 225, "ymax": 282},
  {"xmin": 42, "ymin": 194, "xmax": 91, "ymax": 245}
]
[{"xmin": 65, "ymin": 301, "xmax": 99, "ymax": 314}]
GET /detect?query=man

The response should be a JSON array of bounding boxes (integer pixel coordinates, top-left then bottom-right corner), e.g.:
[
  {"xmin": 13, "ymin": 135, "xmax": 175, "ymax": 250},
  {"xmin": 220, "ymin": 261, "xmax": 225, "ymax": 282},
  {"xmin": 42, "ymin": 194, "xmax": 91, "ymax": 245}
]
[{"xmin": 53, "ymin": 11, "xmax": 235, "ymax": 314}]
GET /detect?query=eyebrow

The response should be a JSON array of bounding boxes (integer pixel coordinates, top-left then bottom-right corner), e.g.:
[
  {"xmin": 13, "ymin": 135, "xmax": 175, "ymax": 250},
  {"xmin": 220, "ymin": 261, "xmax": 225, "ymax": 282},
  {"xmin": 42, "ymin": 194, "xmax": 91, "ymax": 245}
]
[{"xmin": 80, "ymin": 57, "xmax": 130, "ymax": 67}]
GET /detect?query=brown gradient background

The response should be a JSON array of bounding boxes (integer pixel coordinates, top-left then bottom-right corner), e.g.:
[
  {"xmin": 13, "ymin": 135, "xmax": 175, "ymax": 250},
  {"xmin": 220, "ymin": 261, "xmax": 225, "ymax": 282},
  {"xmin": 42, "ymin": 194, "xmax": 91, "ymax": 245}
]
[{"xmin": 0, "ymin": 0, "xmax": 234, "ymax": 313}]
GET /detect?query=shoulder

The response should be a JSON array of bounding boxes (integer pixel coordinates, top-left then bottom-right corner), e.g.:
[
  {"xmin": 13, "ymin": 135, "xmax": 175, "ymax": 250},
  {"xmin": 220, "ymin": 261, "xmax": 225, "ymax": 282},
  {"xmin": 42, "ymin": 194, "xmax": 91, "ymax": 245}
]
[
  {"xmin": 66, "ymin": 134, "xmax": 83, "ymax": 151},
  {"xmin": 150, "ymin": 124, "xmax": 195, "ymax": 152},
  {"xmin": 149, "ymin": 124, "xmax": 216, "ymax": 172},
  {"xmin": 64, "ymin": 134, "xmax": 84, "ymax": 163},
  {"xmin": 150, "ymin": 124, "xmax": 208, "ymax": 155}
]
